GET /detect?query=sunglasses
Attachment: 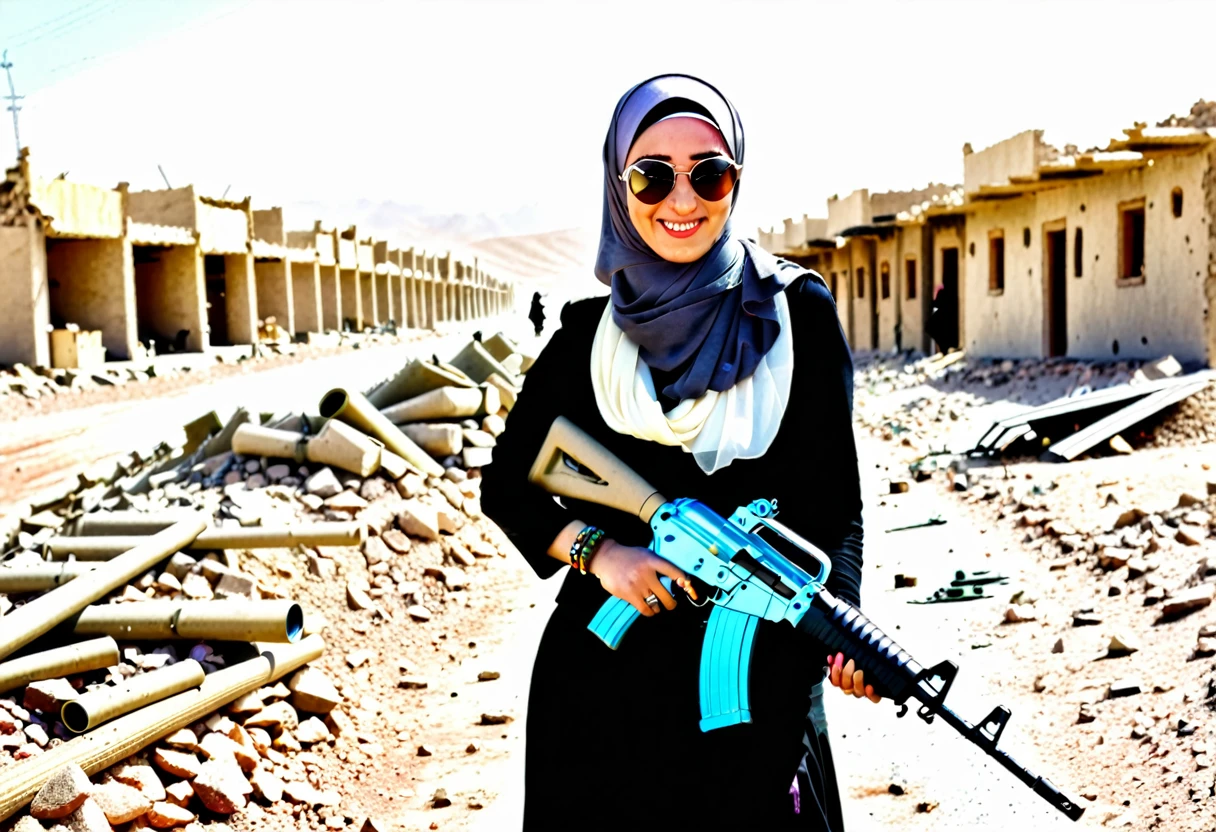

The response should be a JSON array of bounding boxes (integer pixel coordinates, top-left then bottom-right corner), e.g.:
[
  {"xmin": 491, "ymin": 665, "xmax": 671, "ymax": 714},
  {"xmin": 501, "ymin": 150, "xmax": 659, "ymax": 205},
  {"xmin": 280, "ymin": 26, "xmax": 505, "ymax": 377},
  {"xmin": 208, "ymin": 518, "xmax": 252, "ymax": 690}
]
[{"xmin": 618, "ymin": 157, "xmax": 743, "ymax": 205}]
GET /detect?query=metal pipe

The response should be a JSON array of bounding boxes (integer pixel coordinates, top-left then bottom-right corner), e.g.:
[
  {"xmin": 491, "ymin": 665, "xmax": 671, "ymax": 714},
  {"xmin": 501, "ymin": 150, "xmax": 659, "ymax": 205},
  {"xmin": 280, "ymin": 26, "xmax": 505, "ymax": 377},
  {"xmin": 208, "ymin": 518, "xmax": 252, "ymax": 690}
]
[
  {"xmin": 0, "ymin": 518, "xmax": 206, "ymax": 662},
  {"xmin": 0, "ymin": 634, "xmax": 324, "ymax": 822},
  {"xmin": 0, "ymin": 563, "xmax": 95, "ymax": 592},
  {"xmin": 72, "ymin": 600, "xmax": 304, "ymax": 643},
  {"xmin": 231, "ymin": 420, "xmax": 382, "ymax": 477},
  {"xmin": 318, "ymin": 388, "xmax": 444, "ymax": 476},
  {"xmin": 366, "ymin": 358, "xmax": 476, "ymax": 409},
  {"xmin": 0, "ymin": 637, "xmax": 120, "ymax": 694},
  {"xmin": 48, "ymin": 523, "xmax": 363, "ymax": 560},
  {"xmin": 61, "ymin": 660, "xmax": 206, "ymax": 734}
]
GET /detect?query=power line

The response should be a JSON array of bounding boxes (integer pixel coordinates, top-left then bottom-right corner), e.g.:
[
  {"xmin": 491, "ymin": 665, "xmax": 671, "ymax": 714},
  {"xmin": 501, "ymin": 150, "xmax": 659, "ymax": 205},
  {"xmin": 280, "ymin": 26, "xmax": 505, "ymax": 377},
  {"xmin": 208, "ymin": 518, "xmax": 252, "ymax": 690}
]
[
  {"xmin": 1, "ymin": 0, "xmax": 104, "ymax": 43},
  {"xmin": 9, "ymin": 0, "xmax": 122, "ymax": 50},
  {"xmin": 0, "ymin": 50, "xmax": 22, "ymax": 158}
]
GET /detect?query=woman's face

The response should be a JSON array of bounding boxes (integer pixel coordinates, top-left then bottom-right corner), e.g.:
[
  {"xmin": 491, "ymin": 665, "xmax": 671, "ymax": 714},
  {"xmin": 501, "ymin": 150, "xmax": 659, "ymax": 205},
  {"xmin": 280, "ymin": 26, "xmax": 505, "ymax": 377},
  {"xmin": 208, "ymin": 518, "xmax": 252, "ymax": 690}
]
[{"xmin": 624, "ymin": 117, "xmax": 734, "ymax": 263}]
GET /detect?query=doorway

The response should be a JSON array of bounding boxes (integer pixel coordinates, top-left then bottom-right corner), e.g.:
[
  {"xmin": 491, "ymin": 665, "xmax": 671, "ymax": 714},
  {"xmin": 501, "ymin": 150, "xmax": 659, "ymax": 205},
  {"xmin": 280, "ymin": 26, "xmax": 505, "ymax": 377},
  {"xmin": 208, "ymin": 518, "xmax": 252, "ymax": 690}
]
[
  {"xmin": 929, "ymin": 246, "xmax": 960, "ymax": 353},
  {"xmin": 204, "ymin": 254, "xmax": 230, "ymax": 346},
  {"xmin": 1044, "ymin": 222, "xmax": 1067, "ymax": 356}
]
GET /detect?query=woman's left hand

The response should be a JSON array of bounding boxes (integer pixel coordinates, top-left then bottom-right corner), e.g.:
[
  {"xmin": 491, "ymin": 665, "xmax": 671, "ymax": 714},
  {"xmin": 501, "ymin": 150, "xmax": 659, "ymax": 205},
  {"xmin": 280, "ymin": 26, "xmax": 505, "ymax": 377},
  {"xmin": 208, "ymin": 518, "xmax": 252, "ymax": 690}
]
[{"xmin": 826, "ymin": 652, "xmax": 882, "ymax": 703}]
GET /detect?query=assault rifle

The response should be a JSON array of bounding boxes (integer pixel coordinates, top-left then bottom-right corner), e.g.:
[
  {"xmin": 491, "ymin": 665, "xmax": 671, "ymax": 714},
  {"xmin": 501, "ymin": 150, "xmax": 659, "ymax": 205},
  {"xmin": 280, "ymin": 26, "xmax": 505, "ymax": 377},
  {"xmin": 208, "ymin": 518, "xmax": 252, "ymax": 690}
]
[{"xmin": 527, "ymin": 416, "xmax": 1084, "ymax": 821}]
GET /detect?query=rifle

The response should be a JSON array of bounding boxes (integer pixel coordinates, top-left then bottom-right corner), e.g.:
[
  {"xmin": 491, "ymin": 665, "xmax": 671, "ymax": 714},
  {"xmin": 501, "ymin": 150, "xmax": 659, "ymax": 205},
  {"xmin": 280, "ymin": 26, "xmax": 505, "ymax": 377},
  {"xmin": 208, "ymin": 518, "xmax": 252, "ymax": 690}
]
[{"xmin": 527, "ymin": 416, "xmax": 1084, "ymax": 822}]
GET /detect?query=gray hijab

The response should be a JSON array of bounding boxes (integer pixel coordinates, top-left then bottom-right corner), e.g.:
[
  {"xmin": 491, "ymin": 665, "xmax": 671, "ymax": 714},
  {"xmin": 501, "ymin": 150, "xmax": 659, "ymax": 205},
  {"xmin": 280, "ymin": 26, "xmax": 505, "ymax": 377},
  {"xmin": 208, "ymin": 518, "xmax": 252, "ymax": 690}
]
[{"xmin": 594, "ymin": 73, "xmax": 803, "ymax": 402}]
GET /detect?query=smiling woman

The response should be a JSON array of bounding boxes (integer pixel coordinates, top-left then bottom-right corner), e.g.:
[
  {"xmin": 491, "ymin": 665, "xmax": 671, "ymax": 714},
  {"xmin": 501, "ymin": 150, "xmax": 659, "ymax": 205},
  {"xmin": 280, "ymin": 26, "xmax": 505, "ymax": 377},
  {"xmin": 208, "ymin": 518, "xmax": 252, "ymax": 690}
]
[{"xmin": 481, "ymin": 74, "xmax": 869, "ymax": 832}]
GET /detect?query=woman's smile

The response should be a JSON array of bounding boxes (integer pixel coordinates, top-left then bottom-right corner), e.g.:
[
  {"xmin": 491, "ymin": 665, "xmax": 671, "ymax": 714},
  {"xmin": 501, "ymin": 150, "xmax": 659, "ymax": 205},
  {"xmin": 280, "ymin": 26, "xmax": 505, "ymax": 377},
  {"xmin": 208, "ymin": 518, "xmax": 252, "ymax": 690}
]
[{"xmin": 658, "ymin": 217, "xmax": 705, "ymax": 238}]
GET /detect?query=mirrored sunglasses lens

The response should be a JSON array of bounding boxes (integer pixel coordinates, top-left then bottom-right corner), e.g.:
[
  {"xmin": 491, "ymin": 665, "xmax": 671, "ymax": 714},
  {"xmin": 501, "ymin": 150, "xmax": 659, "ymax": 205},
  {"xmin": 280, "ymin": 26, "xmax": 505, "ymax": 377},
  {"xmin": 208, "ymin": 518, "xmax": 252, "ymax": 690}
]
[
  {"xmin": 628, "ymin": 161, "xmax": 674, "ymax": 205},
  {"xmin": 690, "ymin": 158, "xmax": 738, "ymax": 202}
]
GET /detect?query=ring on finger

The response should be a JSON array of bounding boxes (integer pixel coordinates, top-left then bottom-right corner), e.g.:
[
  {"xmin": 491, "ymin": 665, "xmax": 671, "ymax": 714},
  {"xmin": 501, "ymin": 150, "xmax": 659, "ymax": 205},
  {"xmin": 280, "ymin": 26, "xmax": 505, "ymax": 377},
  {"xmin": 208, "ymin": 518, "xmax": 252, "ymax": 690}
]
[{"xmin": 643, "ymin": 592, "xmax": 661, "ymax": 611}]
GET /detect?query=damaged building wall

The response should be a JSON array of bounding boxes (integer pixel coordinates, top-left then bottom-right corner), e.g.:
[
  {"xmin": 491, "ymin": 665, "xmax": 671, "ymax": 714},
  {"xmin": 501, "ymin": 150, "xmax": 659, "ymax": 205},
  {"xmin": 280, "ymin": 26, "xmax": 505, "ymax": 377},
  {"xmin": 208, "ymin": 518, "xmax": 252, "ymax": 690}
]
[
  {"xmin": 875, "ymin": 234, "xmax": 899, "ymax": 352},
  {"xmin": 965, "ymin": 150, "xmax": 1211, "ymax": 362},
  {"xmin": 46, "ymin": 237, "xmax": 138, "ymax": 360},
  {"xmin": 197, "ymin": 203, "xmax": 249, "ymax": 256},
  {"xmin": 290, "ymin": 259, "xmax": 323, "ymax": 335},
  {"xmin": 845, "ymin": 238, "xmax": 877, "ymax": 351},
  {"xmin": 931, "ymin": 220, "xmax": 966, "ymax": 353},
  {"xmin": 31, "ymin": 177, "xmax": 124, "ymax": 239},
  {"xmin": 127, "ymin": 187, "xmax": 197, "ymax": 229},
  {"xmin": 1205, "ymin": 148, "xmax": 1216, "ymax": 369},
  {"xmin": 135, "ymin": 244, "xmax": 206, "ymax": 352},
  {"xmin": 0, "ymin": 223, "xmax": 51, "ymax": 366},
  {"xmin": 900, "ymin": 225, "xmax": 927, "ymax": 352},
  {"xmin": 254, "ymin": 259, "xmax": 294, "ymax": 335}
]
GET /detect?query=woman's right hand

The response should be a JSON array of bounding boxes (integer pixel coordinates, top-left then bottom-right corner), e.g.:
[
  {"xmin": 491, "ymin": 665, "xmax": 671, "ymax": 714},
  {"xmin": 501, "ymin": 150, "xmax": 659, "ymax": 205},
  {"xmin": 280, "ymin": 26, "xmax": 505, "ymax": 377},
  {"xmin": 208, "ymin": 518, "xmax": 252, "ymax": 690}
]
[{"xmin": 588, "ymin": 539, "xmax": 691, "ymax": 616}]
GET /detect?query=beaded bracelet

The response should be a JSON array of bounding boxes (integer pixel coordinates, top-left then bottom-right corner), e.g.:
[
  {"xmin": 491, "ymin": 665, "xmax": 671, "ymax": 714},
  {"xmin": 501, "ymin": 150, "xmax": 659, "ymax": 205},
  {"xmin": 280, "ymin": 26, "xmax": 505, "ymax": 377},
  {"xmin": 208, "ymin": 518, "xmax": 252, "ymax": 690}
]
[{"xmin": 569, "ymin": 525, "xmax": 606, "ymax": 575}]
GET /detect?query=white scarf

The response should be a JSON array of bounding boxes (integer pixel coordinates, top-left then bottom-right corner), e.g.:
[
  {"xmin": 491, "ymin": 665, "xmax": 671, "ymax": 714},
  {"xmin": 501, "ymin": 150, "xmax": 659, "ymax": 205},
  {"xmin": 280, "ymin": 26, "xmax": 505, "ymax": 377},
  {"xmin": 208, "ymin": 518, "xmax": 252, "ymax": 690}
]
[{"xmin": 590, "ymin": 293, "xmax": 794, "ymax": 474}]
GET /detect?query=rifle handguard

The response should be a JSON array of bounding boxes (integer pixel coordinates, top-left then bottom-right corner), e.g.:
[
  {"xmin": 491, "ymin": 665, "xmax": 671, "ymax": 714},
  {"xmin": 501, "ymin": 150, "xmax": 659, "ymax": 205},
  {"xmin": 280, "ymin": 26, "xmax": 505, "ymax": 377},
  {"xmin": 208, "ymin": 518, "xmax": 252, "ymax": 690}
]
[{"xmin": 797, "ymin": 589, "xmax": 923, "ymax": 703}]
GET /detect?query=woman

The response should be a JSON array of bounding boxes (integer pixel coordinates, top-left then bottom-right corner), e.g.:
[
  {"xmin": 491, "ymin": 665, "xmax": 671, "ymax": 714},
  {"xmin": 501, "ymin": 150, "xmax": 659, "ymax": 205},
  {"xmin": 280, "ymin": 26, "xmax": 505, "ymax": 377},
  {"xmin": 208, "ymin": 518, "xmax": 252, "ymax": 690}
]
[{"xmin": 481, "ymin": 74, "xmax": 873, "ymax": 831}]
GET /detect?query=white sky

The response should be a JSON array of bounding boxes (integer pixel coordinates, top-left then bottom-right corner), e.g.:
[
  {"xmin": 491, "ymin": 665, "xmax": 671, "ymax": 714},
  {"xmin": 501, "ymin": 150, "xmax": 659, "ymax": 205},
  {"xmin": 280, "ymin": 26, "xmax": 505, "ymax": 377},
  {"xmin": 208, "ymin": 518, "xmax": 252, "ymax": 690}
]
[{"xmin": 2, "ymin": 0, "xmax": 1213, "ymax": 240}]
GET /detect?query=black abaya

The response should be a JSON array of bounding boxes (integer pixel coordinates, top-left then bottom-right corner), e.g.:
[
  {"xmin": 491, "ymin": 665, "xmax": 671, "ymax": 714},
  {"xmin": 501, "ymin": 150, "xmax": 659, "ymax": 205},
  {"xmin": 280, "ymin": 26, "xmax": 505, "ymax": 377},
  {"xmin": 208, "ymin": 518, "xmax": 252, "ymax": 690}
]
[{"xmin": 480, "ymin": 275, "xmax": 864, "ymax": 831}]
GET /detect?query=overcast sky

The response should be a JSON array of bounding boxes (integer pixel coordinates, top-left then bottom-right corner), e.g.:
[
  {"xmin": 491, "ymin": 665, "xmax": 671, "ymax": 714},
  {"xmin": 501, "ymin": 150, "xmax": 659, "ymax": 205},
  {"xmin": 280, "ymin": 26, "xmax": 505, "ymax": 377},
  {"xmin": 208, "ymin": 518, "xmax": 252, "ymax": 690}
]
[{"xmin": 1, "ymin": 0, "xmax": 1212, "ymax": 240}]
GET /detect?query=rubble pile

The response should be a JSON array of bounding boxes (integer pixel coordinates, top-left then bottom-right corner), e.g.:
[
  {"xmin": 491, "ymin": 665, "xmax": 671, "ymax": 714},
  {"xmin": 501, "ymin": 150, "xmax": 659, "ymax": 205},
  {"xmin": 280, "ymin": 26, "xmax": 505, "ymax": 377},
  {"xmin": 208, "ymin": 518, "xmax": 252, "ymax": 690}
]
[
  {"xmin": 0, "ymin": 331, "xmax": 534, "ymax": 830},
  {"xmin": 0, "ymin": 329, "xmax": 412, "ymax": 407},
  {"xmin": 1157, "ymin": 99, "xmax": 1216, "ymax": 130}
]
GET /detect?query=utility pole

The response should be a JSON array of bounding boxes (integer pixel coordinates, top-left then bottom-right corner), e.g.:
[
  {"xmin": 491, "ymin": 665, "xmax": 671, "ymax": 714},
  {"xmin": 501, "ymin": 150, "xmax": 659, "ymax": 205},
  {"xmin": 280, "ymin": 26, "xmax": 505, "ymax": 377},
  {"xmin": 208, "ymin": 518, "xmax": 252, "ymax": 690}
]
[
  {"xmin": 1, "ymin": 51, "xmax": 23, "ymax": 160},
  {"xmin": 157, "ymin": 164, "xmax": 171, "ymax": 188}
]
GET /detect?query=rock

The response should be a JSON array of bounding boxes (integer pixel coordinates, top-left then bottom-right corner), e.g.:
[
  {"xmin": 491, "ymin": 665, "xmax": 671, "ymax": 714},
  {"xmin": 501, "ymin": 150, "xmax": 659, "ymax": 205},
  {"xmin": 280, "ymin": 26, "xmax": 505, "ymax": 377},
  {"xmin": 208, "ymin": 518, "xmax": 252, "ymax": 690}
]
[
  {"xmin": 1176, "ymin": 525, "xmax": 1207, "ymax": 546},
  {"xmin": 199, "ymin": 731, "xmax": 256, "ymax": 771},
  {"xmin": 358, "ymin": 477, "xmax": 390, "ymax": 503},
  {"xmin": 1098, "ymin": 547, "xmax": 1134, "ymax": 570},
  {"xmin": 397, "ymin": 502, "xmax": 440, "ymax": 541},
  {"xmin": 152, "ymin": 747, "xmax": 202, "ymax": 779},
  {"xmin": 191, "ymin": 759, "xmax": 250, "ymax": 814},
  {"xmin": 0, "ymin": 709, "xmax": 17, "ymax": 736},
  {"xmin": 1108, "ymin": 678, "xmax": 1142, "ymax": 698},
  {"xmin": 305, "ymin": 467, "xmax": 343, "ymax": 498},
  {"xmin": 31, "ymin": 762, "xmax": 93, "ymax": 819},
  {"xmin": 1114, "ymin": 508, "xmax": 1147, "ymax": 529},
  {"xmin": 265, "ymin": 463, "xmax": 291, "ymax": 482},
  {"xmin": 446, "ymin": 541, "xmax": 476, "ymax": 567},
  {"xmin": 399, "ymin": 677, "xmax": 429, "ymax": 690},
  {"xmin": 465, "ymin": 741, "xmax": 480, "ymax": 754},
  {"xmin": 407, "ymin": 605, "xmax": 432, "ymax": 622},
  {"xmin": 1125, "ymin": 557, "xmax": 1149, "ymax": 579},
  {"xmin": 62, "ymin": 799, "xmax": 112, "ymax": 832},
  {"xmin": 227, "ymin": 692, "xmax": 263, "ymax": 717},
  {"xmin": 431, "ymin": 789, "xmax": 451, "ymax": 809},
  {"xmin": 24, "ymin": 723, "xmax": 49, "ymax": 747},
  {"xmin": 181, "ymin": 572, "xmax": 214, "ymax": 600},
  {"xmin": 462, "ymin": 429, "xmax": 496, "ymax": 448},
  {"xmin": 1108, "ymin": 633, "xmax": 1140, "ymax": 656},
  {"xmin": 400, "ymin": 423, "xmax": 463, "ymax": 457},
  {"xmin": 416, "ymin": 744, "xmax": 433, "ymax": 757},
  {"xmin": 1160, "ymin": 585, "xmax": 1215, "ymax": 619},
  {"xmin": 323, "ymin": 490, "xmax": 368, "ymax": 514},
  {"xmin": 1077, "ymin": 703, "xmax": 1097, "ymax": 724},
  {"xmin": 436, "ymin": 505, "xmax": 462, "ymax": 533},
  {"xmin": 381, "ymin": 529, "xmax": 412, "ymax": 554},
  {"xmin": 24, "ymin": 679, "xmax": 79, "ymax": 714},
  {"xmin": 281, "ymin": 780, "xmax": 323, "ymax": 805},
  {"xmin": 395, "ymin": 473, "xmax": 426, "ymax": 499},
  {"xmin": 288, "ymin": 667, "xmax": 341, "ymax": 714},
  {"xmin": 154, "ymin": 572, "xmax": 182, "ymax": 593},
  {"xmin": 244, "ymin": 699, "xmax": 299, "ymax": 730},
  {"xmin": 479, "ymin": 713, "xmax": 512, "ymax": 726},
  {"xmin": 1072, "ymin": 608, "xmax": 1103, "ymax": 627},
  {"xmin": 110, "ymin": 763, "xmax": 165, "ymax": 800},
  {"xmin": 1108, "ymin": 435, "xmax": 1133, "ymax": 454},
  {"xmin": 1051, "ymin": 638, "xmax": 1065, "ymax": 654},
  {"xmin": 214, "ymin": 571, "xmax": 256, "ymax": 600},
  {"xmin": 296, "ymin": 717, "xmax": 331, "ymax": 744},
  {"xmin": 92, "ymin": 782, "xmax": 153, "ymax": 824},
  {"xmin": 362, "ymin": 536, "xmax": 392, "ymax": 566},
  {"xmin": 249, "ymin": 768, "xmax": 284, "ymax": 804},
  {"xmin": 463, "ymin": 447, "xmax": 494, "ymax": 469},
  {"xmin": 1194, "ymin": 637, "xmax": 1216, "ymax": 657},
  {"xmin": 346, "ymin": 579, "xmax": 376, "ymax": 611},
  {"xmin": 164, "ymin": 780, "xmax": 194, "ymax": 808},
  {"xmin": 245, "ymin": 473, "xmax": 267, "ymax": 489},
  {"xmin": 14, "ymin": 742, "xmax": 42, "ymax": 759},
  {"xmin": 1004, "ymin": 604, "xmax": 1036, "ymax": 623}
]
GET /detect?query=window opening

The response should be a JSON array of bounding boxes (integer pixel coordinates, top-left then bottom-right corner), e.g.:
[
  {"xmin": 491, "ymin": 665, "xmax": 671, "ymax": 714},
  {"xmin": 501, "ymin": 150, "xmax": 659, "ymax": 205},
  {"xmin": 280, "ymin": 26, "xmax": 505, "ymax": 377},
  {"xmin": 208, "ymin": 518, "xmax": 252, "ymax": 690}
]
[
  {"xmin": 880, "ymin": 262, "xmax": 890, "ymax": 300},
  {"xmin": 989, "ymin": 232, "xmax": 1005, "ymax": 294},
  {"xmin": 905, "ymin": 259, "xmax": 917, "ymax": 300}
]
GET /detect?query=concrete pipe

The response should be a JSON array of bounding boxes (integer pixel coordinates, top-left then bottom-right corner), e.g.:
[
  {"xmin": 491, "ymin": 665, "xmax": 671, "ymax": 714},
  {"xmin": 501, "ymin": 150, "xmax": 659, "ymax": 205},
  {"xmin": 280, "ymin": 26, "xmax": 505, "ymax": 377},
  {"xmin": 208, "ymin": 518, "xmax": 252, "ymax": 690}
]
[
  {"xmin": 450, "ymin": 341, "xmax": 518, "ymax": 386},
  {"xmin": 231, "ymin": 419, "xmax": 382, "ymax": 477},
  {"xmin": 366, "ymin": 358, "xmax": 476, "ymax": 409},
  {"xmin": 0, "ymin": 562, "xmax": 95, "ymax": 592},
  {"xmin": 318, "ymin": 388, "xmax": 444, "ymax": 476},
  {"xmin": 48, "ymin": 523, "xmax": 364, "ymax": 560},
  {"xmin": 481, "ymin": 332, "xmax": 519, "ymax": 363},
  {"xmin": 0, "ymin": 518, "xmax": 207, "ymax": 662},
  {"xmin": 61, "ymin": 659, "xmax": 206, "ymax": 734},
  {"xmin": 0, "ymin": 637, "xmax": 120, "ymax": 694},
  {"xmin": 73, "ymin": 600, "xmax": 305, "ymax": 642},
  {"xmin": 0, "ymin": 634, "xmax": 324, "ymax": 822},
  {"xmin": 381, "ymin": 386, "xmax": 484, "ymax": 423},
  {"xmin": 485, "ymin": 373, "xmax": 520, "ymax": 411},
  {"xmin": 73, "ymin": 511, "xmax": 198, "ymax": 537}
]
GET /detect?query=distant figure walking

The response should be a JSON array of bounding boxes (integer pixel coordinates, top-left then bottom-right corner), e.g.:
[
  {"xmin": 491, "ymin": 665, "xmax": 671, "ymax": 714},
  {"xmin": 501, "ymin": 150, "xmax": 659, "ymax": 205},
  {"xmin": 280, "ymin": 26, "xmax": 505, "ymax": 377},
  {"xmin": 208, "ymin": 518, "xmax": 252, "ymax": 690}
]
[{"xmin": 528, "ymin": 291, "xmax": 546, "ymax": 336}]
